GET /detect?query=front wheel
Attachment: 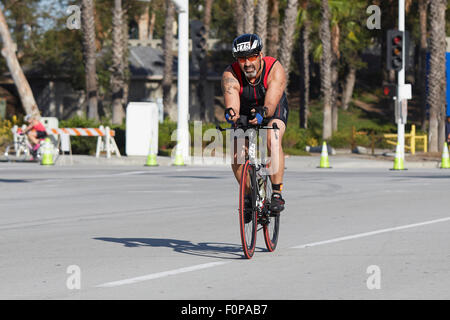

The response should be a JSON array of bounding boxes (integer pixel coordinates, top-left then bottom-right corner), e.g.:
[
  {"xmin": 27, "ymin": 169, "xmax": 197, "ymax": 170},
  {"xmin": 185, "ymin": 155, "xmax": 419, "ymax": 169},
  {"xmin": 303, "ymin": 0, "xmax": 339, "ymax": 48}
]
[
  {"xmin": 239, "ymin": 160, "xmax": 257, "ymax": 259},
  {"xmin": 4, "ymin": 143, "xmax": 29, "ymax": 161},
  {"xmin": 263, "ymin": 178, "xmax": 280, "ymax": 252}
]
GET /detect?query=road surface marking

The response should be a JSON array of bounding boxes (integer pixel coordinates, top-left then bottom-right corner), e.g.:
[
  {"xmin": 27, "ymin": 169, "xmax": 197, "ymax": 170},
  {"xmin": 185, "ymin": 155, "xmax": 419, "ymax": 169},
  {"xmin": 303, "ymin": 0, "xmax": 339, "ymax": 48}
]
[
  {"xmin": 96, "ymin": 261, "xmax": 231, "ymax": 288},
  {"xmin": 291, "ymin": 216, "xmax": 450, "ymax": 249}
]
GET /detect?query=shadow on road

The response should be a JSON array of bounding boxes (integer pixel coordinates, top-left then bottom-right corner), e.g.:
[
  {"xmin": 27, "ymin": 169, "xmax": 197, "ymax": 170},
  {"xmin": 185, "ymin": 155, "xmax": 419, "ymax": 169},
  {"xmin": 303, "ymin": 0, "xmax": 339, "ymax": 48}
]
[
  {"xmin": 93, "ymin": 237, "xmax": 264, "ymax": 260},
  {"xmin": 0, "ymin": 179, "xmax": 30, "ymax": 183},
  {"xmin": 167, "ymin": 176, "xmax": 225, "ymax": 180}
]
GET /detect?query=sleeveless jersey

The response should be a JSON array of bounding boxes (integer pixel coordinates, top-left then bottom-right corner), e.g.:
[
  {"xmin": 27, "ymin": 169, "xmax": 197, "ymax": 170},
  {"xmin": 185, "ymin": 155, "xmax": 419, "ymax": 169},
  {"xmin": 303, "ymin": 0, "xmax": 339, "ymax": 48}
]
[
  {"xmin": 231, "ymin": 56, "xmax": 288, "ymax": 121},
  {"xmin": 32, "ymin": 122, "xmax": 46, "ymax": 132}
]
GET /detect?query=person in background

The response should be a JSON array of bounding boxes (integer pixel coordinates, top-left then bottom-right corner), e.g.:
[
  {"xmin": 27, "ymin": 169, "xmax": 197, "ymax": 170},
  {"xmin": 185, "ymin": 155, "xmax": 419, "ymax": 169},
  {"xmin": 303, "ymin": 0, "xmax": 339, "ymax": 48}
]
[{"xmin": 22, "ymin": 114, "xmax": 48, "ymax": 156}]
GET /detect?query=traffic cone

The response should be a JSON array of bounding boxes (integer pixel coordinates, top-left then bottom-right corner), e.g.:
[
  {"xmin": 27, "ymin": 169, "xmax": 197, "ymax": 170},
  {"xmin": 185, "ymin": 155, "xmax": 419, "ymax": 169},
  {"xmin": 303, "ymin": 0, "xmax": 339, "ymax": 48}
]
[
  {"xmin": 145, "ymin": 140, "xmax": 158, "ymax": 167},
  {"xmin": 40, "ymin": 138, "xmax": 54, "ymax": 166},
  {"xmin": 440, "ymin": 142, "xmax": 450, "ymax": 169},
  {"xmin": 318, "ymin": 141, "xmax": 331, "ymax": 168},
  {"xmin": 391, "ymin": 142, "xmax": 405, "ymax": 170},
  {"xmin": 173, "ymin": 153, "xmax": 185, "ymax": 166}
]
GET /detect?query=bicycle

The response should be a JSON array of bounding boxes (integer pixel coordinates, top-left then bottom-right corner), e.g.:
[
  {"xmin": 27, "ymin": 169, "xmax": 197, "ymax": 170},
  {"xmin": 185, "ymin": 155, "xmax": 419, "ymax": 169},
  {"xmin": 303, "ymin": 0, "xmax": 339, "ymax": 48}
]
[
  {"xmin": 217, "ymin": 109, "xmax": 280, "ymax": 259},
  {"xmin": 4, "ymin": 130, "xmax": 59, "ymax": 163}
]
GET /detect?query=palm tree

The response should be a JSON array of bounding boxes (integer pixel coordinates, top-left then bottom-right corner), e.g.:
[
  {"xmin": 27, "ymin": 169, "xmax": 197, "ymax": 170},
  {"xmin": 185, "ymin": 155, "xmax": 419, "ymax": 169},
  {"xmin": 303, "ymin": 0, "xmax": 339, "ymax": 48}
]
[
  {"xmin": 427, "ymin": 0, "xmax": 447, "ymax": 152},
  {"xmin": 278, "ymin": 0, "xmax": 298, "ymax": 85},
  {"xmin": 267, "ymin": 0, "xmax": 280, "ymax": 58},
  {"xmin": 341, "ymin": 66, "xmax": 356, "ymax": 111},
  {"xmin": 243, "ymin": 0, "xmax": 255, "ymax": 33},
  {"xmin": 0, "ymin": 6, "xmax": 39, "ymax": 118},
  {"xmin": 418, "ymin": 0, "xmax": 430, "ymax": 131},
  {"xmin": 81, "ymin": 0, "xmax": 99, "ymax": 120},
  {"xmin": 199, "ymin": 0, "xmax": 213, "ymax": 122},
  {"xmin": 255, "ymin": 0, "xmax": 268, "ymax": 50},
  {"xmin": 330, "ymin": 22, "xmax": 339, "ymax": 132},
  {"xmin": 163, "ymin": 0, "xmax": 175, "ymax": 120},
  {"xmin": 320, "ymin": 0, "xmax": 332, "ymax": 140},
  {"xmin": 111, "ymin": 0, "xmax": 125, "ymax": 125},
  {"xmin": 235, "ymin": 0, "xmax": 244, "ymax": 35},
  {"xmin": 298, "ymin": 0, "xmax": 311, "ymax": 129}
]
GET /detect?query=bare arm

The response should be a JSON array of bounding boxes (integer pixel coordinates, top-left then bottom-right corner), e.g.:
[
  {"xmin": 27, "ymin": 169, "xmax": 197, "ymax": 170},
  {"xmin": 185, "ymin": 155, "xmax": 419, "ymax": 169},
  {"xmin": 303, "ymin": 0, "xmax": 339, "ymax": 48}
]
[
  {"xmin": 24, "ymin": 120, "xmax": 36, "ymax": 133},
  {"xmin": 264, "ymin": 61, "xmax": 287, "ymax": 118},
  {"xmin": 221, "ymin": 66, "xmax": 241, "ymax": 121}
]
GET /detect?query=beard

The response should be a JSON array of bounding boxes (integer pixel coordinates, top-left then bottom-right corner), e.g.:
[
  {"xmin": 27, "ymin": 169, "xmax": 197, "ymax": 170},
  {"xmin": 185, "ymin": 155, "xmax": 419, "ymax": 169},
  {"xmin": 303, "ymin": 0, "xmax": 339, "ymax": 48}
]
[{"xmin": 243, "ymin": 67, "xmax": 257, "ymax": 78}]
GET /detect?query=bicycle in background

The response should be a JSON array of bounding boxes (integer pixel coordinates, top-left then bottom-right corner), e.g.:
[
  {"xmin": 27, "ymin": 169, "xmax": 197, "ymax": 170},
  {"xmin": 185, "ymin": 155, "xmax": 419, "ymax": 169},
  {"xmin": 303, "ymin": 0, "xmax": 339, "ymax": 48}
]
[{"xmin": 4, "ymin": 128, "xmax": 59, "ymax": 162}]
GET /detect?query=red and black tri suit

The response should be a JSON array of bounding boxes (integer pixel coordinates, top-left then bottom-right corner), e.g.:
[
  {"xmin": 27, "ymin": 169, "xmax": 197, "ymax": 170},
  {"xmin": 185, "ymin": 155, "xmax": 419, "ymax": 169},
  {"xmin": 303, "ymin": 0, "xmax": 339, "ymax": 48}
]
[{"xmin": 230, "ymin": 56, "xmax": 289, "ymax": 126}]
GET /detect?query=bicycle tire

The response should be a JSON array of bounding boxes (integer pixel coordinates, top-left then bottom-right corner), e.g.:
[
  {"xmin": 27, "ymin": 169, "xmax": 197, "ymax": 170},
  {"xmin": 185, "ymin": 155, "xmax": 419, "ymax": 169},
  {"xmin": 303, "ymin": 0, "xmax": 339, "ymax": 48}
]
[
  {"xmin": 239, "ymin": 159, "xmax": 258, "ymax": 259},
  {"xmin": 263, "ymin": 177, "xmax": 280, "ymax": 252},
  {"xmin": 4, "ymin": 142, "xmax": 28, "ymax": 161}
]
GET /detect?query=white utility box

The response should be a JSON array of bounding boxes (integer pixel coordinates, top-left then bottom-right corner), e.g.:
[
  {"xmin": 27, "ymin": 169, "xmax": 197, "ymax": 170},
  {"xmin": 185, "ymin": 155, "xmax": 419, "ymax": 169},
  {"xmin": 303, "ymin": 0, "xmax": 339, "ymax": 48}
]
[{"xmin": 126, "ymin": 102, "xmax": 159, "ymax": 156}]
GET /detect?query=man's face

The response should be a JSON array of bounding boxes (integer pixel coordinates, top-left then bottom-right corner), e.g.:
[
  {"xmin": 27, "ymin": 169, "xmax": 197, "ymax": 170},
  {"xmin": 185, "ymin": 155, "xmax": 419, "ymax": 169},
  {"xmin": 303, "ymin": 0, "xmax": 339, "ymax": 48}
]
[{"xmin": 237, "ymin": 53, "xmax": 262, "ymax": 78}]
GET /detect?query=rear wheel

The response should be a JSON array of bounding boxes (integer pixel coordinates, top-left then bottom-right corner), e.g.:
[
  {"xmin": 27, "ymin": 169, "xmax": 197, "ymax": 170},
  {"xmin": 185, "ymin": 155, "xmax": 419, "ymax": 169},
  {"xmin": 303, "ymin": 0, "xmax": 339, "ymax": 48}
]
[
  {"xmin": 263, "ymin": 178, "xmax": 280, "ymax": 252},
  {"xmin": 239, "ymin": 160, "xmax": 257, "ymax": 259}
]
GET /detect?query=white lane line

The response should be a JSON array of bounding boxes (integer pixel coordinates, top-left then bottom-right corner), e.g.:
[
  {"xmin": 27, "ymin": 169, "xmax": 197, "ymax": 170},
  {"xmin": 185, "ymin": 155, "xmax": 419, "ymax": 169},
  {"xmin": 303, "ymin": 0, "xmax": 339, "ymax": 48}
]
[
  {"xmin": 291, "ymin": 216, "xmax": 450, "ymax": 249},
  {"xmin": 96, "ymin": 261, "xmax": 231, "ymax": 288}
]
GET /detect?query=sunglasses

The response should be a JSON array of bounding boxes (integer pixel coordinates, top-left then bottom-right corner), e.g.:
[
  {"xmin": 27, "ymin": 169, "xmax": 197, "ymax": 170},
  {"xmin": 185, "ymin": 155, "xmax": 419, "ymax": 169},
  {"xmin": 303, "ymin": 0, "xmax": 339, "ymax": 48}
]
[{"xmin": 237, "ymin": 54, "xmax": 259, "ymax": 63}]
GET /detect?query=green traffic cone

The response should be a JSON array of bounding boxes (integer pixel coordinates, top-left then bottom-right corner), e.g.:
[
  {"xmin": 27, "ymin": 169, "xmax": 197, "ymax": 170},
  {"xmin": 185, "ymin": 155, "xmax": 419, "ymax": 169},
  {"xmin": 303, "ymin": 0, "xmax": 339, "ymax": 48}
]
[
  {"xmin": 145, "ymin": 139, "xmax": 158, "ymax": 167},
  {"xmin": 440, "ymin": 143, "xmax": 450, "ymax": 169},
  {"xmin": 145, "ymin": 154, "xmax": 158, "ymax": 167},
  {"xmin": 319, "ymin": 141, "xmax": 331, "ymax": 168},
  {"xmin": 392, "ymin": 143, "xmax": 405, "ymax": 171},
  {"xmin": 173, "ymin": 153, "xmax": 185, "ymax": 166},
  {"xmin": 40, "ymin": 138, "xmax": 54, "ymax": 166}
]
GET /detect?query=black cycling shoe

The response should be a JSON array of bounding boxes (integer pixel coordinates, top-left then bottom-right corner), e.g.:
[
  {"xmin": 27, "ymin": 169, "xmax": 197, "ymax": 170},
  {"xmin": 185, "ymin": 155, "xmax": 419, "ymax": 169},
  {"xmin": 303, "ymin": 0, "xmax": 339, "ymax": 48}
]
[
  {"xmin": 270, "ymin": 193, "xmax": 285, "ymax": 216},
  {"xmin": 243, "ymin": 195, "xmax": 253, "ymax": 224}
]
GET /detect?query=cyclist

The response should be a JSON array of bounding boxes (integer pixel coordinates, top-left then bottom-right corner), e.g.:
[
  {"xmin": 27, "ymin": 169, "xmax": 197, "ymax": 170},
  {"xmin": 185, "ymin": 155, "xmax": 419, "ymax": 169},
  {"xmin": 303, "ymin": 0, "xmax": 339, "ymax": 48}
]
[
  {"xmin": 22, "ymin": 114, "xmax": 48, "ymax": 158},
  {"xmin": 221, "ymin": 33, "xmax": 288, "ymax": 215}
]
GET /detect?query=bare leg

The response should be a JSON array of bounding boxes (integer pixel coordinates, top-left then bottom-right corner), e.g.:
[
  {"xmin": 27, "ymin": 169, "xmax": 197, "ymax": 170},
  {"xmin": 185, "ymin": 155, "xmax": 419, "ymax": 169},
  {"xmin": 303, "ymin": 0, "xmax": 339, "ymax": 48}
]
[
  {"xmin": 231, "ymin": 137, "xmax": 250, "ymax": 194},
  {"xmin": 27, "ymin": 131, "xmax": 39, "ymax": 147},
  {"xmin": 266, "ymin": 119, "xmax": 286, "ymax": 193}
]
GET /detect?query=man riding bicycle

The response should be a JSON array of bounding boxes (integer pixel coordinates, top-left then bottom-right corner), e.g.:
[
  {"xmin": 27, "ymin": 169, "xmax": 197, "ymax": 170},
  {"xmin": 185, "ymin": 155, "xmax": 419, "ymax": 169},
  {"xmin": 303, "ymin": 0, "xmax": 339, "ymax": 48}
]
[
  {"xmin": 221, "ymin": 33, "xmax": 288, "ymax": 215},
  {"xmin": 22, "ymin": 114, "xmax": 48, "ymax": 158}
]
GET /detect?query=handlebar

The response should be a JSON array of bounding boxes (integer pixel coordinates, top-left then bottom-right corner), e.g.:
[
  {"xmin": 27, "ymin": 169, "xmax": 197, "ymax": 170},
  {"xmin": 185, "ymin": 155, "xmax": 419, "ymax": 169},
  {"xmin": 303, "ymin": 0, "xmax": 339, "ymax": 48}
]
[
  {"xmin": 216, "ymin": 116, "xmax": 279, "ymax": 132},
  {"xmin": 220, "ymin": 106, "xmax": 274, "ymax": 132}
]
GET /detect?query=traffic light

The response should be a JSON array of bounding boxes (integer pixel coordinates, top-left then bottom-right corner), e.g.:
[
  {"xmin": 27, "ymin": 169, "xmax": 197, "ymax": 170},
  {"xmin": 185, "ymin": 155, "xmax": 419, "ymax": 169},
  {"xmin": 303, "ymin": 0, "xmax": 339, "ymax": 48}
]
[
  {"xmin": 382, "ymin": 83, "xmax": 397, "ymax": 97},
  {"xmin": 386, "ymin": 30, "xmax": 404, "ymax": 71},
  {"xmin": 190, "ymin": 20, "xmax": 207, "ymax": 71}
]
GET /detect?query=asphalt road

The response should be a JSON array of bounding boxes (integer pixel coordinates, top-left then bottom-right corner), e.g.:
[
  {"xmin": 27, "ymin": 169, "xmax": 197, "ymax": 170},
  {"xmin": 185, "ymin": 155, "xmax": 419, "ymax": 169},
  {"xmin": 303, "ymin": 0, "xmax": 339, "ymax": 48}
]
[{"xmin": 0, "ymin": 160, "xmax": 449, "ymax": 300}]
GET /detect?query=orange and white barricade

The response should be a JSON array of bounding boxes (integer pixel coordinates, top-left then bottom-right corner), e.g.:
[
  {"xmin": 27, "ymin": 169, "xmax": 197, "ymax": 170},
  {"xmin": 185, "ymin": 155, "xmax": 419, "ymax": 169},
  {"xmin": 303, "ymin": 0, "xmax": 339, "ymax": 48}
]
[{"xmin": 46, "ymin": 126, "xmax": 121, "ymax": 159}]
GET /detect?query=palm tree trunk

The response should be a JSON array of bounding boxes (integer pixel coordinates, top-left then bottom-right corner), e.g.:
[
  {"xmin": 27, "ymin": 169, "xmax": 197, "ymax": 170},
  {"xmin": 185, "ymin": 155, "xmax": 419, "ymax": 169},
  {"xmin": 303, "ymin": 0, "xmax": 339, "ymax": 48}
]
[
  {"xmin": 0, "ymin": 7, "xmax": 39, "ymax": 118},
  {"xmin": 418, "ymin": 0, "xmax": 429, "ymax": 131},
  {"xmin": 299, "ymin": 1, "xmax": 310, "ymax": 129},
  {"xmin": 111, "ymin": 0, "xmax": 125, "ymax": 125},
  {"xmin": 199, "ymin": 0, "xmax": 213, "ymax": 122},
  {"xmin": 342, "ymin": 66, "xmax": 356, "ymax": 111},
  {"xmin": 320, "ymin": 0, "xmax": 333, "ymax": 140},
  {"xmin": 243, "ymin": 0, "xmax": 255, "ymax": 33},
  {"xmin": 121, "ymin": 9, "xmax": 130, "ymax": 113},
  {"xmin": 255, "ymin": 0, "xmax": 268, "ymax": 50},
  {"xmin": 267, "ymin": 0, "xmax": 279, "ymax": 58},
  {"xmin": 81, "ymin": 0, "xmax": 99, "ymax": 120},
  {"xmin": 163, "ymin": 0, "xmax": 175, "ymax": 121},
  {"xmin": 331, "ymin": 23, "xmax": 340, "ymax": 132},
  {"xmin": 279, "ymin": 0, "xmax": 298, "ymax": 85},
  {"xmin": 427, "ymin": 0, "xmax": 447, "ymax": 152},
  {"xmin": 235, "ymin": 0, "xmax": 244, "ymax": 35}
]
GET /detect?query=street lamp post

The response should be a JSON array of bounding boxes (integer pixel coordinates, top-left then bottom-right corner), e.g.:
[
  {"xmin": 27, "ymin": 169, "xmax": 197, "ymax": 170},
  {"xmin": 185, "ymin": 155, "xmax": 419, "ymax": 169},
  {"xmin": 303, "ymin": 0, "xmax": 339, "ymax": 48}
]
[{"xmin": 172, "ymin": 0, "xmax": 190, "ymax": 166}]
